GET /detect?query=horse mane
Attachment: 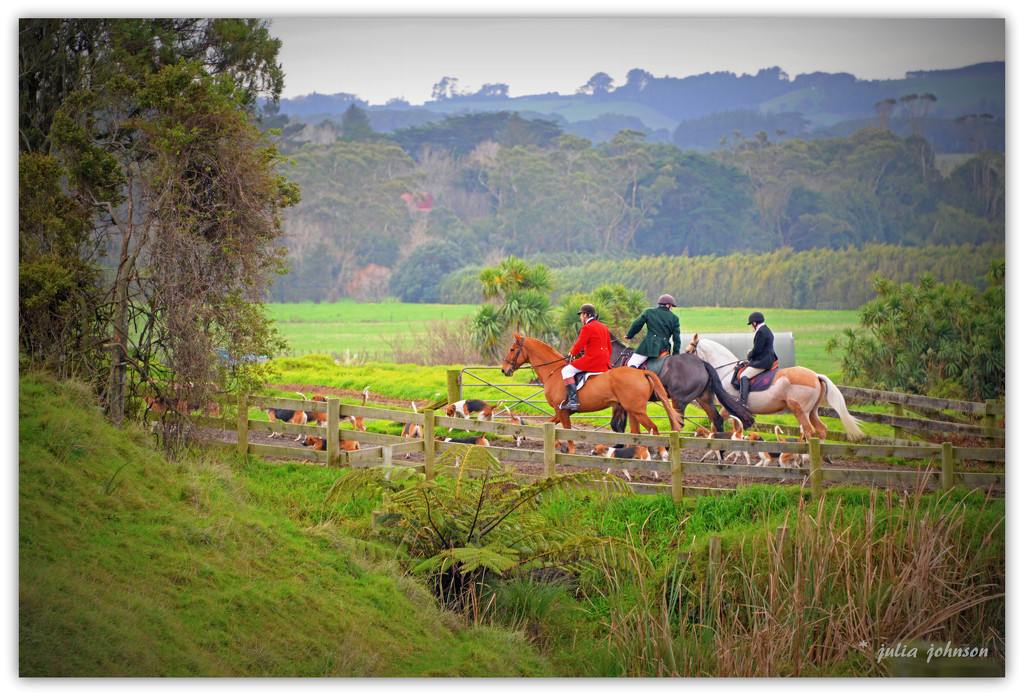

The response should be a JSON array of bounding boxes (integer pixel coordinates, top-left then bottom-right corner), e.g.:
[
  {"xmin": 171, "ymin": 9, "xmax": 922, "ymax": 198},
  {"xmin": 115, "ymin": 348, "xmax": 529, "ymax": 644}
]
[
  {"xmin": 520, "ymin": 334, "xmax": 562, "ymax": 359},
  {"xmin": 695, "ymin": 336, "xmax": 736, "ymax": 359}
]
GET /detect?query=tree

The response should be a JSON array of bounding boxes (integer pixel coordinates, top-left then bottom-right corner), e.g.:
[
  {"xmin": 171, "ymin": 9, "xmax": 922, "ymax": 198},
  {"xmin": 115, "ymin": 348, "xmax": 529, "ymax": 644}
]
[
  {"xmin": 19, "ymin": 152, "xmax": 102, "ymax": 374},
  {"xmin": 21, "ymin": 19, "xmax": 291, "ymax": 433},
  {"xmin": 431, "ymin": 76, "xmax": 460, "ymax": 101},
  {"xmin": 470, "ymin": 256, "xmax": 555, "ymax": 358},
  {"xmin": 389, "ymin": 239, "xmax": 469, "ymax": 303},
  {"xmin": 554, "ymin": 284, "xmax": 645, "ymax": 347},
  {"xmin": 577, "ymin": 72, "xmax": 614, "ymax": 96},
  {"xmin": 340, "ymin": 104, "xmax": 375, "ymax": 141},
  {"xmin": 874, "ymin": 97, "xmax": 897, "ymax": 130},
  {"xmin": 826, "ymin": 262, "xmax": 1004, "ymax": 401}
]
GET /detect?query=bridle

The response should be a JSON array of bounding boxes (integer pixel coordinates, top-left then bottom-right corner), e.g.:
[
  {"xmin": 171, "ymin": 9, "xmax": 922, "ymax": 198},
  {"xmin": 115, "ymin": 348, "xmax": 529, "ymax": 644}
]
[
  {"xmin": 688, "ymin": 337, "xmax": 739, "ymax": 372},
  {"xmin": 503, "ymin": 336, "xmax": 571, "ymax": 376}
]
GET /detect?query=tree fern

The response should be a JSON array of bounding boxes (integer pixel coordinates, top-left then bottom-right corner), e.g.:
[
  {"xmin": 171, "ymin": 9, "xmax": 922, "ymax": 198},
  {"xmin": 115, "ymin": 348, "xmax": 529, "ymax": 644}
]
[{"xmin": 332, "ymin": 444, "xmax": 640, "ymax": 609}]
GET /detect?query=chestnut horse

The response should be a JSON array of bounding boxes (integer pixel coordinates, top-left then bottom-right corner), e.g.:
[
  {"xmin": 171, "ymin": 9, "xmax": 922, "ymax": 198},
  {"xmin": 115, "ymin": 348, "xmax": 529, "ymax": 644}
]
[
  {"xmin": 686, "ymin": 334, "xmax": 865, "ymax": 442},
  {"xmin": 500, "ymin": 332, "xmax": 683, "ymax": 455}
]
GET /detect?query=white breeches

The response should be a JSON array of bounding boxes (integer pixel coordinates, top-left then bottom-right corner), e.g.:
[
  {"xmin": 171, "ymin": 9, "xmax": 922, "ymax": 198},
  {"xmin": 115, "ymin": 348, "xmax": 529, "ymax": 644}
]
[
  {"xmin": 738, "ymin": 365, "xmax": 766, "ymax": 379},
  {"xmin": 627, "ymin": 353, "xmax": 649, "ymax": 368},
  {"xmin": 561, "ymin": 364, "xmax": 583, "ymax": 381}
]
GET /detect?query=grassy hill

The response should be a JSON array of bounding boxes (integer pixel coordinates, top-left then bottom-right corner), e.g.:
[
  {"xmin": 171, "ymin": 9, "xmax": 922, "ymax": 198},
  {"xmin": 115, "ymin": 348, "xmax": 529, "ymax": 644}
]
[{"xmin": 18, "ymin": 371, "xmax": 550, "ymax": 677}]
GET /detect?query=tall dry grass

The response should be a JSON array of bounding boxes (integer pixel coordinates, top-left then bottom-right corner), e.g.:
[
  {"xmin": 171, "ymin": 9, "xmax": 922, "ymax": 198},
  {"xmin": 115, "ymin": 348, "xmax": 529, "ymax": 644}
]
[
  {"xmin": 598, "ymin": 484, "xmax": 1004, "ymax": 677},
  {"xmin": 385, "ymin": 319, "xmax": 484, "ymax": 366}
]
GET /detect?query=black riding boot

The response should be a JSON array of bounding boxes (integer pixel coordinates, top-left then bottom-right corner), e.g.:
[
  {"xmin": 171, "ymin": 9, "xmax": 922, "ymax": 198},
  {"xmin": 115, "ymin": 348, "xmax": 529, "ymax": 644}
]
[
  {"xmin": 739, "ymin": 376, "xmax": 751, "ymax": 405},
  {"xmin": 560, "ymin": 383, "xmax": 580, "ymax": 412}
]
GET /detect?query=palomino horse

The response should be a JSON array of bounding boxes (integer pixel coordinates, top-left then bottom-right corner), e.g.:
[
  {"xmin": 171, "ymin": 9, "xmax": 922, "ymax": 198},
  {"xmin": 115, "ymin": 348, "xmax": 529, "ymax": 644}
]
[
  {"xmin": 685, "ymin": 334, "xmax": 865, "ymax": 442},
  {"xmin": 608, "ymin": 337, "xmax": 754, "ymax": 434},
  {"xmin": 500, "ymin": 332, "xmax": 684, "ymax": 455}
]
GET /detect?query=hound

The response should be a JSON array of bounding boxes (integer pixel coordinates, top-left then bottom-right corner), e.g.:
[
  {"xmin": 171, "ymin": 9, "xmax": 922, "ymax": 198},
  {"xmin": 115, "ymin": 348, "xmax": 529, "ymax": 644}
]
[
  {"xmin": 400, "ymin": 403, "xmax": 424, "ymax": 459},
  {"xmin": 266, "ymin": 407, "xmax": 308, "ymax": 438},
  {"xmin": 301, "ymin": 435, "xmax": 360, "ymax": 452},
  {"xmin": 401, "ymin": 402, "xmax": 424, "ymax": 439},
  {"xmin": 295, "ymin": 392, "xmax": 330, "ymax": 441},
  {"xmin": 774, "ymin": 425, "xmax": 810, "ymax": 467},
  {"xmin": 495, "ymin": 403, "xmax": 525, "ymax": 446},
  {"xmin": 436, "ymin": 435, "xmax": 490, "ymax": 446},
  {"xmin": 340, "ymin": 387, "xmax": 369, "ymax": 432},
  {"xmin": 444, "ymin": 399, "xmax": 495, "ymax": 421},
  {"xmin": 695, "ymin": 415, "xmax": 745, "ymax": 462},
  {"xmin": 144, "ymin": 395, "xmax": 219, "ymax": 417},
  {"xmin": 592, "ymin": 443, "xmax": 666, "ymax": 481},
  {"xmin": 723, "ymin": 431, "xmax": 772, "ymax": 466}
]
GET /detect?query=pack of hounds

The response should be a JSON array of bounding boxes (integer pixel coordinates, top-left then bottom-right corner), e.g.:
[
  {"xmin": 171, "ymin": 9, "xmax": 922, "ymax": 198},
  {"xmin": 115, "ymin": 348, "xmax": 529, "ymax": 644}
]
[
  {"xmin": 694, "ymin": 416, "xmax": 810, "ymax": 468},
  {"xmin": 267, "ymin": 392, "xmax": 807, "ymax": 469},
  {"xmin": 267, "ymin": 388, "xmax": 370, "ymax": 453}
]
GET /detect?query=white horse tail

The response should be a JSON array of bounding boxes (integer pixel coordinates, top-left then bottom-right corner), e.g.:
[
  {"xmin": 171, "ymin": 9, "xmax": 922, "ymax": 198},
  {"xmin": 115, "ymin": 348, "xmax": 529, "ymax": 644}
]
[{"xmin": 819, "ymin": 375, "xmax": 866, "ymax": 442}]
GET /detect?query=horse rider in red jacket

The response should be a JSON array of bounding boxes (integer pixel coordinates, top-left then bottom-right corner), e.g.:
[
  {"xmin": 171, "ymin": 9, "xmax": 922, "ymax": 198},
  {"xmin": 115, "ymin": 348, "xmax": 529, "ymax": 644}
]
[{"xmin": 559, "ymin": 303, "xmax": 613, "ymax": 412}]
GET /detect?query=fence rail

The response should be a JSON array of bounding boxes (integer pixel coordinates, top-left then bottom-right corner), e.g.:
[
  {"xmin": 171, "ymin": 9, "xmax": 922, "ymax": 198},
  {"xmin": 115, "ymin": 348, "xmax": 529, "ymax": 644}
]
[{"xmin": 169, "ymin": 390, "xmax": 1004, "ymax": 502}]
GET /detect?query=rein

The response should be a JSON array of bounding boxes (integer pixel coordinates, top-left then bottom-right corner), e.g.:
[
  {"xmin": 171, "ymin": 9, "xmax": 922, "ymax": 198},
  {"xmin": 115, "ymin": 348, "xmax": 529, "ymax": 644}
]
[
  {"xmin": 689, "ymin": 339, "xmax": 740, "ymax": 372},
  {"xmin": 505, "ymin": 337, "xmax": 570, "ymax": 373}
]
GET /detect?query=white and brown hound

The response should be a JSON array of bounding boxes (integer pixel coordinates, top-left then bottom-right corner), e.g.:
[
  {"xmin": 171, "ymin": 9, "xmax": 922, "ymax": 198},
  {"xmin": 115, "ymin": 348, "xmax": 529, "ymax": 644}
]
[{"xmin": 445, "ymin": 399, "xmax": 495, "ymax": 421}]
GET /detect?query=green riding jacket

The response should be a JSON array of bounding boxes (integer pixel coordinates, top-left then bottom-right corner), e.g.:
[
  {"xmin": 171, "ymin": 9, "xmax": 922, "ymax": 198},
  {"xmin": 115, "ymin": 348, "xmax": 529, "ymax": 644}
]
[{"xmin": 625, "ymin": 306, "xmax": 682, "ymax": 357}]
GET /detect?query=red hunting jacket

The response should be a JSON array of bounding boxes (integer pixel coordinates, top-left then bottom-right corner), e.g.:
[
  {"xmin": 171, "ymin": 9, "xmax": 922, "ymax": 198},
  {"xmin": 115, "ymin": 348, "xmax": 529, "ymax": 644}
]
[{"xmin": 569, "ymin": 318, "xmax": 612, "ymax": 373}]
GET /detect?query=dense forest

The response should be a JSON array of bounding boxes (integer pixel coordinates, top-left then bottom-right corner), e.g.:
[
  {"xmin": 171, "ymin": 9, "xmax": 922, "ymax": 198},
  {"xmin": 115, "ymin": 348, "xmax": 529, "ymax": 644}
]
[{"xmin": 265, "ymin": 104, "xmax": 1004, "ymax": 308}]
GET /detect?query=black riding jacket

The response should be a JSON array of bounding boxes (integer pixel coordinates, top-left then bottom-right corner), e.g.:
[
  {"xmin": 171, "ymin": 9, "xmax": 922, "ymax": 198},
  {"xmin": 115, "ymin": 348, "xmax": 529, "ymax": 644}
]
[{"xmin": 746, "ymin": 324, "xmax": 778, "ymax": 370}]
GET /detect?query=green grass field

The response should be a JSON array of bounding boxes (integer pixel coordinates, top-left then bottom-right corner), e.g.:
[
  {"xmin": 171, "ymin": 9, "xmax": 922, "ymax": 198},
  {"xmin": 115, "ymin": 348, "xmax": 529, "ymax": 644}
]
[
  {"xmin": 267, "ymin": 300, "xmax": 477, "ymax": 362},
  {"xmin": 268, "ymin": 301, "xmax": 861, "ymax": 378}
]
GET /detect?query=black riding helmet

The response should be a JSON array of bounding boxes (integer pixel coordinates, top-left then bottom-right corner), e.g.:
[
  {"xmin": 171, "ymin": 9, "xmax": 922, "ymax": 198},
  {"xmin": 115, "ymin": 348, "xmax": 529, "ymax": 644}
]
[
  {"xmin": 657, "ymin": 294, "xmax": 676, "ymax": 307},
  {"xmin": 747, "ymin": 311, "xmax": 765, "ymax": 326},
  {"xmin": 578, "ymin": 303, "xmax": 597, "ymax": 317}
]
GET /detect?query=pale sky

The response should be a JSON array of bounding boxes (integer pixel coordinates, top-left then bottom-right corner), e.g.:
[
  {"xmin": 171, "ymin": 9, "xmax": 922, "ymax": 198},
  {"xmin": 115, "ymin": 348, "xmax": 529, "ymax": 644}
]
[{"xmin": 269, "ymin": 11, "xmax": 1006, "ymax": 105}]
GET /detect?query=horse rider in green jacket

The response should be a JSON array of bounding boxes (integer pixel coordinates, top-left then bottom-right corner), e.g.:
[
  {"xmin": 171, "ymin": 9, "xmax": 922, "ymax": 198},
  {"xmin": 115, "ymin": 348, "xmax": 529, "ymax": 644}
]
[{"xmin": 624, "ymin": 294, "xmax": 682, "ymax": 368}]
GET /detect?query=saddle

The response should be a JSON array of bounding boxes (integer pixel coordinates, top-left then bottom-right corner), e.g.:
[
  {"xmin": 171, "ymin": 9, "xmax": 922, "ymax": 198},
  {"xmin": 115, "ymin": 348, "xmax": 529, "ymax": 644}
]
[
  {"xmin": 731, "ymin": 361, "xmax": 780, "ymax": 392},
  {"xmin": 615, "ymin": 348, "xmax": 670, "ymax": 375}
]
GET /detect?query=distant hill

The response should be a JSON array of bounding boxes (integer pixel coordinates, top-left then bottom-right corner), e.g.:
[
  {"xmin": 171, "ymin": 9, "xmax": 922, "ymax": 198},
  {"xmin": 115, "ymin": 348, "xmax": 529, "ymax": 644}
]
[{"xmin": 276, "ymin": 62, "xmax": 1004, "ymax": 152}]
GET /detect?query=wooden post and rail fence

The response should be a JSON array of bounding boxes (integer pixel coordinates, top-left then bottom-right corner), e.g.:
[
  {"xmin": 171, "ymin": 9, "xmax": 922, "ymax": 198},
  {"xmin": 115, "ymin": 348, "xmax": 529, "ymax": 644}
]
[{"xmin": 168, "ymin": 378, "xmax": 1004, "ymax": 502}]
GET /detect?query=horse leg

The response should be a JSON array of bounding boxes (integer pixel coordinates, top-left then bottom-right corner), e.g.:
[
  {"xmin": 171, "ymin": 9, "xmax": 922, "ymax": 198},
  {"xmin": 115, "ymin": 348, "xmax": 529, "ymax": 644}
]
[
  {"xmin": 559, "ymin": 411, "xmax": 576, "ymax": 455},
  {"xmin": 809, "ymin": 384, "xmax": 829, "ymax": 440},
  {"xmin": 695, "ymin": 388, "xmax": 725, "ymax": 432},
  {"xmin": 786, "ymin": 399, "xmax": 815, "ymax": 441}
]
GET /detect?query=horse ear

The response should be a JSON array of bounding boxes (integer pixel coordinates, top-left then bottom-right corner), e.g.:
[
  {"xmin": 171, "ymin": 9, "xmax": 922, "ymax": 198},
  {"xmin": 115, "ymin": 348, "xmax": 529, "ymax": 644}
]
[
  {"xmin": 692, "ymin": 333, "xmax": 699, "ymax": 341},
  {"xmin": 512, "ymin": 331, "xmax": 522, "ymax": 341}
]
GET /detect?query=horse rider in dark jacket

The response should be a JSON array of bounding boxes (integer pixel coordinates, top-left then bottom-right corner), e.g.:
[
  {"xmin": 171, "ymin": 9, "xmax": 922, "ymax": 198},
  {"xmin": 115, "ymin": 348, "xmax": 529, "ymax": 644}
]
[
  {"xmin": 737, "ymin": 311, "xmax": 778, "ymax": 404},
  {"xmin": 625, "ymin": 294, "xmax": 681, "ymax": 368}
]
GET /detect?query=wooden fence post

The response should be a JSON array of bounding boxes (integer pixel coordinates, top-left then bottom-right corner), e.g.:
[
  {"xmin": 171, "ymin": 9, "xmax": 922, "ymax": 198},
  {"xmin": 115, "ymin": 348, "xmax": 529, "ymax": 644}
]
[
  {"xmin": 236, "ymin": 393, "xmax": 249, "ymax": 459},
  {"xmin": 670, "ymin": 431, "xmax": 682, "ymax": 502},
  {"xmin": 984, "ymin": 399, "xmax": 999, "ymax": 442},
  {"xmin": 809, "ymin": 438, "xmax": 822, "ymax": 500},
  {"xmin": 892, "ymin": 402, "xmax": 905, "ymax": 441},
  {"xmin": 543, "ymin": 422, "xmax": 556, "ymax": 478},
  {"xmin": 423, "ymin": 408, "xmax": 435, "ymax": 479},
  {"xmin": 446, "ymin": 369, "xmax": 461, "ymax": 406},
  {"xmin": 775, "ymin": 525, "xmax": 794, "ymax": 578},
  {"xmin": 941, "ymin": 441, "xmax": 954, "ymax": 491},
  {"xmin": 327, "ymin": 398, "xmax": 340, "ymax": 467}
]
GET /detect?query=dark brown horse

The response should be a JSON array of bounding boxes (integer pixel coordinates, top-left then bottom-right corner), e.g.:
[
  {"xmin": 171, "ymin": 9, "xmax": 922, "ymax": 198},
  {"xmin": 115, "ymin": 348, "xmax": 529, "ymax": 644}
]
[
  {"xmin": 608, "ymin": 337, "xmax": 753, "ymax": 434},
  {"xmin": 500, "ymin": 332, "xmax": 684, "ymax": 455}
]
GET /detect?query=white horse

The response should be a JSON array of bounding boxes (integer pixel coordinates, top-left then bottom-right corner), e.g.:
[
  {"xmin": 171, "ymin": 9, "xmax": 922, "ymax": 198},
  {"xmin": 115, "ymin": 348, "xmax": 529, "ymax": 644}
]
[{"xmin": 685, "ymin": 334, "xmax": 865, "ymax": 442}]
